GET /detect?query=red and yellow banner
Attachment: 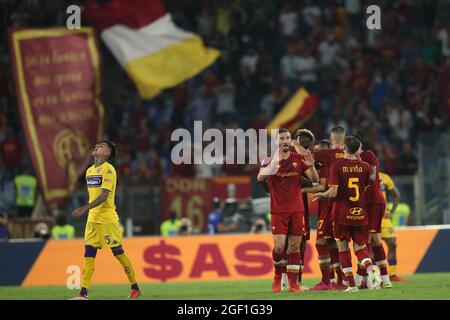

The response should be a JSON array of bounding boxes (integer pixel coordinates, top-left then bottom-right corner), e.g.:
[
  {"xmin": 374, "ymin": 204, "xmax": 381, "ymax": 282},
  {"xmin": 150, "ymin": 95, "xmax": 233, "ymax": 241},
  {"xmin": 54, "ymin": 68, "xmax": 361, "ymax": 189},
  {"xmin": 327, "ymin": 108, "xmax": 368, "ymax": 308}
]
[
  {"xmin": 8, "ymin": 27, "xmax": 104, "ymax": 202},
  {"xmin": 266, "ymin": 87, "xmax": 319, "ymax": 133},
  {"xmin": 22, "ymin": 229, "xmax": 437, "ymax": 286}
]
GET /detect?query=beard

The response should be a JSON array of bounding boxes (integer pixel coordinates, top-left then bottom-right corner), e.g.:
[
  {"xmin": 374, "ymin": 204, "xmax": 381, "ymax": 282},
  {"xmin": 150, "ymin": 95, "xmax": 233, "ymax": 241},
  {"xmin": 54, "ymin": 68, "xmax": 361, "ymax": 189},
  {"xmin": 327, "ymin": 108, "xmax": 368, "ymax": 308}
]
[{"xmin": 281, "ymin": 144, "xmax": 290, "ymax": 153}]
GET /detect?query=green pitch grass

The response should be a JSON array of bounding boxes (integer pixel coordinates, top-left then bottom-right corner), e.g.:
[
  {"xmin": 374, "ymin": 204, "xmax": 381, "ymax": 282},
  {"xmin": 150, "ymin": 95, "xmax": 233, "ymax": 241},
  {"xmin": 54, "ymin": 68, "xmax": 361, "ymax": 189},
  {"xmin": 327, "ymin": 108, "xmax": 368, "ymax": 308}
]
[{"xmin": 1, "ymin": 273, "xmax": 450, "ymax": 300}]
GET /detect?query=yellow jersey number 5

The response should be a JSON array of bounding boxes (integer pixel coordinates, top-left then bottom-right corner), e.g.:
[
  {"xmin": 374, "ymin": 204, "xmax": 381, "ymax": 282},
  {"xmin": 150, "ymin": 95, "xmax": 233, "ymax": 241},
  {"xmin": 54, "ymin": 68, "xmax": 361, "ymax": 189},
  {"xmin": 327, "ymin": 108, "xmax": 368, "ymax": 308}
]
[{"xmin": 348, "ymin": 178, "xmax": 360, "ymax": 202}]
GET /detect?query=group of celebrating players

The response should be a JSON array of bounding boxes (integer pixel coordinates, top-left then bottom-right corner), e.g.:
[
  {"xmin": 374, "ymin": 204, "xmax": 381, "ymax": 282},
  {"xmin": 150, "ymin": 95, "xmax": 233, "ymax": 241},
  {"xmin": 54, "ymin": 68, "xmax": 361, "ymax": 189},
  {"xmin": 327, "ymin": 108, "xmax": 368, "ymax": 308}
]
[{"xmin": 258, "ymin": 126, "xmax": 404, "ymax": 293}]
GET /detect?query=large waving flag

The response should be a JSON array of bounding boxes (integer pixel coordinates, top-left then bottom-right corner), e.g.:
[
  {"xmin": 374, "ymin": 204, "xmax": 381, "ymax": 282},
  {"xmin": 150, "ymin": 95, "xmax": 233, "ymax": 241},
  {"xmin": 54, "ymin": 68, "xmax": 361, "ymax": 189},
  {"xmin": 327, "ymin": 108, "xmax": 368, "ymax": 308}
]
[
  {"xmin": 84, "ymin": 0, "xmax": 220, "ymax": 99},
  {"xmin": 266, "ymin": 87, "xmax": 319, "ymax": 132}
]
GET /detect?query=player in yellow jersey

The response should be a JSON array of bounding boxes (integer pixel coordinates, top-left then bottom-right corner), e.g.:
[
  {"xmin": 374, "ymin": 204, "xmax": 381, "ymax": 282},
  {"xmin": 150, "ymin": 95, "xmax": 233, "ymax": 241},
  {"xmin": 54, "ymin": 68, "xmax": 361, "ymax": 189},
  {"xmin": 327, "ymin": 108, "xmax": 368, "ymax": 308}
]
[
  {"xmin": 379, "ymin": 172, "xmax": 405, "ymax": 282},
  {"xmin": 71, "ymin": 141, "xmax": 141, "ymax": 299}
]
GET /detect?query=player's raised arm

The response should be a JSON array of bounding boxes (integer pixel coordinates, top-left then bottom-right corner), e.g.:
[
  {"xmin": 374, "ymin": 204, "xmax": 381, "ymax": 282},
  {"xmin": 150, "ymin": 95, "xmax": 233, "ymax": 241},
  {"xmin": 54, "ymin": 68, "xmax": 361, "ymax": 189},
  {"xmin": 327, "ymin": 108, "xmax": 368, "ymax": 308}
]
[
  {"xmin": 302, "ymin": 151, "xmax": 319, "ymax": 183},
  {"xmin": 71, "ymin": 189, "xmax": 110, "ymax": 218},
  {"xmin": 257, "ymin": 148, "xmax": 280, "ymax": 182},
  {"xmin": 291, "ymin": 139, "xmax": 307, "ymax": 155},
  {"xmin": 312, "ymin": 162, "xmax": 339, "ymax": 200}
]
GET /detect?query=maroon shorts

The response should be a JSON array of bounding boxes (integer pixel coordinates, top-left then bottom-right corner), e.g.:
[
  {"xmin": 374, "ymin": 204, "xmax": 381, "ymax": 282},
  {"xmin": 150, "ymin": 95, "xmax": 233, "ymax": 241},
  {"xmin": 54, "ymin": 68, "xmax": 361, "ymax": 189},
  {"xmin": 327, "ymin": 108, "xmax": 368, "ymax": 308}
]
[
  {"xmin": 333, "ymin": 223, "xmax": 369, "ymax": 245},
  {"xmin": 367, "ymin": 202, "xmax": 386, "ymax": 233},
  {"xmin": 271, "ymin": 212, "xmax": 305, "ymax": 236},
  {"xmin": 317, "ymin": 207, "xmax": 333, "ymax": 239}
]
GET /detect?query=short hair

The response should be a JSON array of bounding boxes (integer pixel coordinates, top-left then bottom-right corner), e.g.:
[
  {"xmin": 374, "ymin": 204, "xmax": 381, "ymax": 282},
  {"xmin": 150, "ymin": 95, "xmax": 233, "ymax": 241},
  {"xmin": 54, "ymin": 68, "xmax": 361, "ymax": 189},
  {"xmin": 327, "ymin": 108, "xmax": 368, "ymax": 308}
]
[
  {"xmin": 317, "ymin": 139, "xmax": 332, "ymax": 149},
  {"xmin": 344, "ymin": 136, "xmax": 361, "ymax": 155},
  {"xmin": 294, "ymin": 129, "xmax": 315, "ymax": 142},
  {"xmin": 294, "ymin": 129, "xmax": 315, "ymax": 149},
  {"xmin": 100, "ymin": 140, "xmax": 117, "ymax": 161},
  {"xmin": 277, "ymin": 128, "xmax": 290, "ymax": 135},
  {"xmin": 330, "ymin": 126, "xmax": 345, "ymax": 135}
]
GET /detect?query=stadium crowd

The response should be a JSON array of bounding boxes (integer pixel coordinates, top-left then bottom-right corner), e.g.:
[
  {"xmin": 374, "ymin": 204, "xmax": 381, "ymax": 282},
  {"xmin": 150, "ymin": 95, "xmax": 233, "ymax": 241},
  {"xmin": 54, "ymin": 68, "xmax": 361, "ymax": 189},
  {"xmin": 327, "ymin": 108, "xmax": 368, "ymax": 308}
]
[{"xmin": 0, "ymin": 0, "xmax": 449, "ymax": 222}]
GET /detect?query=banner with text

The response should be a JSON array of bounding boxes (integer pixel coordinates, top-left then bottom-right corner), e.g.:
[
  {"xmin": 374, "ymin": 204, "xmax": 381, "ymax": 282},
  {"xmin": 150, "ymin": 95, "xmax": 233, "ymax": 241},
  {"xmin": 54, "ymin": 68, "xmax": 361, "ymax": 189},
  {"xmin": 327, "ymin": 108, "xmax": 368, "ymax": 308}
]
[
  {"xmin": 18, "ymin": 229, "xmax": 443, "ymax": 287},
  {"xmin": 160, "ymin": 177, "xmax": 252, "ymax": 232},
  {"xmin": 9, "ymin": 27, "xmax": 104, "ymax": 202}
]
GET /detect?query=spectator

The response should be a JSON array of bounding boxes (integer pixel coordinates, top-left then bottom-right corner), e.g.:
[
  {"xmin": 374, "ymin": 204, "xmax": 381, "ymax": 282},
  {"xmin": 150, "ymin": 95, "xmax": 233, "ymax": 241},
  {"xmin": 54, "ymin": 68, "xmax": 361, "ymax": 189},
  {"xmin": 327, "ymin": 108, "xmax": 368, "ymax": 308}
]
[
  {"xmin": 179, "ymin": 217, "xmax": 193, "ymax": 236},
  {"xmin": 215, "ymin": 75, "xmax": 236, "ymax": 119},
  {"xmin": 14, "ymin": 167, "xmax": 38, "ymax": 218},
  {"xmin": 397, "ymin": 141, "xmax": 419, "ymax": 176},
  {"xmin": 250, "ymin": 218, "xmax": 267, "ymax": 234},
  {"xmin": 207, "ymin": 197, "xmax": 222, "ymax": 234},
  {"xmin": 0, "ymin": 128, "xmax": 22, "ymax": 176},
  {"xmin": 294, "ymin": 46, "xmax": 318, "ymax": 91},
  {"xmin": 33, "ymin": 222, "xmax": 50, "ymax": 240},
  {"xmin": 436, "ymin": 25, "xmax": 450, "ymax": 58},
  {"xmin": 160, "ymin": 211, "xmax": 182, "ymax": 236},
  {"xmin": 279, "ymin": 3, "xmax": 298, "ymax": 38},
  {"xmin": 0, "ymin": 203, "xmax": 8, "ymax": 241},
  {"xmin": 240, "ymin": 47, "xmax": 259, "ymax": 74},
  {"xmin": 51, "ymin": 214, "xmax": 75, "ymax": 240},
  {"xmin": 318, "ymin": 34, "xmax": 342, "ymax": 67}
]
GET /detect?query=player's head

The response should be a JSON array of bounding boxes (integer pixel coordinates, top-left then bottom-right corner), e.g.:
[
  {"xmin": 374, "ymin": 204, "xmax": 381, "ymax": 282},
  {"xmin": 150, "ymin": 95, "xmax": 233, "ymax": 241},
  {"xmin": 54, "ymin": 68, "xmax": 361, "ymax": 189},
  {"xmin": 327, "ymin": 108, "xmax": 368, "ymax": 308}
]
[
  {"xmin": 330, "ymin": 126, "xmax": 345, "ymax": 145},
  {"xmin": 294, "ymin": 129, "xmax": 315, "ymax": 150},
  {"xmin": 344, "ymin": 135, "xmax": 361, "ymax": 156},
  {"xmin": 276, "ymin": 128, "xmax": 291, "ymax": 152},
  {"xmin": 314, "ymin": 139, "xmax": 332, "ymax": 151},
  {"xmin": 92, "ymin": 140, "xmax": 117, "ymax": 161},
  {"xmin": 347, "ymin": 134, "xmax": 363, "ymax": 154}
]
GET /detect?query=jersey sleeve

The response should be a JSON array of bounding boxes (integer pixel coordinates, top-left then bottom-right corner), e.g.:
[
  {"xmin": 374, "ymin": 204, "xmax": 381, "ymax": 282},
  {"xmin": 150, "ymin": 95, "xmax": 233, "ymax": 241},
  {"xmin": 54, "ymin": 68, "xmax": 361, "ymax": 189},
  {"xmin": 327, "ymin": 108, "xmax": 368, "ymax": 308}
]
[
  {"xmin": 299, "ymin": 155, "xmax": 311, "ymax": 174},
  {"xmin": 362, "ymin": 150, "xmax": 377, "ymax": 166},
  {"xmin": 328, "ymin": 163, "xmax": 339, "ymax": 186},
  {"xmin": 364, "ymin": 165, "xmax": 371, "ymax": 187},
  {"xmin": 101, "ymin": 165, "xmax": 116, "ymax": 191}
]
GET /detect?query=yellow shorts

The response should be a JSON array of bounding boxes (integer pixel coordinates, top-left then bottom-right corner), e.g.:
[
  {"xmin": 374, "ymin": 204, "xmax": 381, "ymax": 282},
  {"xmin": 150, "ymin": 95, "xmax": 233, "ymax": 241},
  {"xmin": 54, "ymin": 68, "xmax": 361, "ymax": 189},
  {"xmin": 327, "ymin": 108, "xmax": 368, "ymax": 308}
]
[
  {"xmin": 84, "ymin": 222, "xmax": 123, "ymax": 248},
  {"xmin": 381, "ymin": 217, "xmax": 395, "ymax": 239}
]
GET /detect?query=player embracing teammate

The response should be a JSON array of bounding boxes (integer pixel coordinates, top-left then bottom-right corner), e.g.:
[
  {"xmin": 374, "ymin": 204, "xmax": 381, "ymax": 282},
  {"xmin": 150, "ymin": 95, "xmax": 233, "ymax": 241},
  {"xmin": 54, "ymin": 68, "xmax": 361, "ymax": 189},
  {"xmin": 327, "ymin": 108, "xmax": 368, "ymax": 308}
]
[
  {"xmin": 313, "ymin": 135, "xmax": 381, "ymax": 292},
  {"xmin": 356, "ymin": 138, "xmax": 392, "ymax": 289},
  {"xmin": 257, "ymin": 128, "xmax": 319, "ymax": 293}
]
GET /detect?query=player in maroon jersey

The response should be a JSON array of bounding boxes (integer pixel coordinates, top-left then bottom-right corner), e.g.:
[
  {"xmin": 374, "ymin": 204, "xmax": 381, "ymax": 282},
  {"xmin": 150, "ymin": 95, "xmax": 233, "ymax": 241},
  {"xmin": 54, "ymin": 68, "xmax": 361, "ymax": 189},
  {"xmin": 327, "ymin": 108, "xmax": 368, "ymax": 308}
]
[
  {"xmin": 302, "ymin": 139, "xmax": 336, "ymax": 290},
  {"xmin": 356, "ymin": 137, "xmax": 392, "ymax": 289},
  {"xmin": 257, "ymin": 128, "xmax": 319, "ymax": 293},
  {"xmin": 294, "ymin": 126, "xmax": 347, "ymax": 289},
  {"xmin": 312, "ymin": 136, "xmax": 381, "ymax": 292},
  {"xmin": 292, "ymin": 129, "xmax": 316, "ymax": 289}
]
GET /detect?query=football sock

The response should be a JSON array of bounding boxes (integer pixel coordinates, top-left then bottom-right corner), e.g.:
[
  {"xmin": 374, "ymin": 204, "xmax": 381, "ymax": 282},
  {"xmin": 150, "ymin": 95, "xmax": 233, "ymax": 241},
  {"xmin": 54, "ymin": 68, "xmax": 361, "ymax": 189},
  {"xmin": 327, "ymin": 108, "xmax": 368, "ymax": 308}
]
[
  {"xmin": 81, "ymin": 257, "xmax": 95, "ymax": 290},
  {"xmin": 357, "ymin": 262, "xmax": 367, "ymax": 276},
  {"xmin": 113, "ymin": 250, "xmax": 138, "ymax": 285},
  {"xmin": 339, "ymin": 250, "xmax": 356, "ymax": 287},
  {"xmin": 115, "ymin": 254, "xmax": 137, "ymax": 285},
  {"xmin": 287, "ymin": 252, "xmax": 301, "ymax": 287},
  {"xmin": 272, "ymin": 250, "xmax": 284, "ymax": 276},
  {"xmin": 316, "ymin": 243, "xmax": 331, "ymax": 284},
  {"xmin": 329, "ymin": 246, "xmax": 344, "ymax": 283},
  {"xmin": 373, "ymin": 245, "xmax": 389, "ymax": 276},
  {"xmin": 81, "ymin": 245, "xmax": 97, "ymax": 291},
  {"xmin": 388, "ymin": 258, "xmax": 397, "ymax": 275},
  {"xmin": 355, "ymin": 247, "xmax": 373, "ymax": 270}
]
